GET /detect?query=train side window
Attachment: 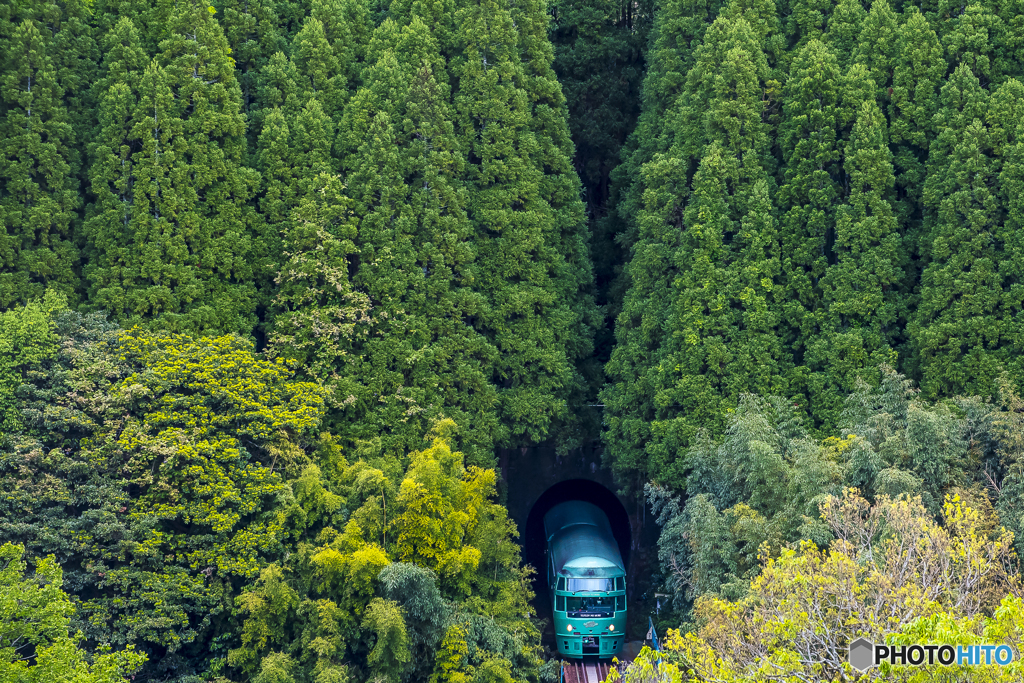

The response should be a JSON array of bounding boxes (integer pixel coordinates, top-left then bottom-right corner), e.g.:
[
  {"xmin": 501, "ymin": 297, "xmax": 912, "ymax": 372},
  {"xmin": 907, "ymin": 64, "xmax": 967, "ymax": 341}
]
[
  {"xmin": 615, "ymin": 595, "xmax": 625, "ymax": 611},
  {"xmin": 556, "ymin": 595, "xmax": 565, "ymax": 611},
  {"xmin": 557, "ymin": 577, "xmax": 565, "ymax": 591},
  {"xmin": 615, "ymin": 577, "xmax": 624, "ymax": 591}
]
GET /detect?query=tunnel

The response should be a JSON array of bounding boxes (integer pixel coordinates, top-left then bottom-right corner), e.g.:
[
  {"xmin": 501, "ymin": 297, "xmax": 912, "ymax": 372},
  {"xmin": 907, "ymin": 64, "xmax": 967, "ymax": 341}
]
[
  {"xmin": 498, "ymin": 443, "xmax": 661, "ymax": 647},
  {"xmin": 522, "ymin": 479, "xmax": 632, "ymax": 642}
]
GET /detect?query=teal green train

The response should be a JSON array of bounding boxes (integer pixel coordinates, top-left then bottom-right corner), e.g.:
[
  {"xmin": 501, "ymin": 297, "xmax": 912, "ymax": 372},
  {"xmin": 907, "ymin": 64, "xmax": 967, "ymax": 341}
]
[{"xmin": 544, "ymin": 501, "xmax": 626, "ymax": 659}]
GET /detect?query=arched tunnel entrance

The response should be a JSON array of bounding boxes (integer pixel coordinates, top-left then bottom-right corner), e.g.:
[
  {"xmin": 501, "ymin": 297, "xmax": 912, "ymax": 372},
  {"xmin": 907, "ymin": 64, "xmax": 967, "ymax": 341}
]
[
  {"xmin": 522, "ymin": 480, "xmax": 633, "ymax": 646},
  {"xmin": 523, "ymin": 479, "xmax": 632, "ymax": 590},
  {"xmin": 499, "ymin": 444, "xmax": 661, "ymax": 650}
]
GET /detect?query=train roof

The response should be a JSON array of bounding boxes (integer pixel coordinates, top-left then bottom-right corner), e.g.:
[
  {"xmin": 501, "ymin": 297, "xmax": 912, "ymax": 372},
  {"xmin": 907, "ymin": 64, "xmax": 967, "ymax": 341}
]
[{"xmin": 544, "ymin": 501, "xmax": 625, "ymax": 579}]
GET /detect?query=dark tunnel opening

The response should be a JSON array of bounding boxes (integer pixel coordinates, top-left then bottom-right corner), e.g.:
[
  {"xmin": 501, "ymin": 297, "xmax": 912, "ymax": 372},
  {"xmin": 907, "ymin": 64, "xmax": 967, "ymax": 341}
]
[{"xmin": 523, "ymin": 480, "xmax": 632, "ymax": 644}]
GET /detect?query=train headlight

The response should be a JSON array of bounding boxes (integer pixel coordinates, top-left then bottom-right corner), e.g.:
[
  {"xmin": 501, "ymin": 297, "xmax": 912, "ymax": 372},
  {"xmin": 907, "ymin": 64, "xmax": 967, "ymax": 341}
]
[
  {"xmin": 567, "ymin": 625, "xmax": 573, "ymax": 632},
  {"xmin": 609, "ymin": 625, "xmax": 615, "ymax": 631}
]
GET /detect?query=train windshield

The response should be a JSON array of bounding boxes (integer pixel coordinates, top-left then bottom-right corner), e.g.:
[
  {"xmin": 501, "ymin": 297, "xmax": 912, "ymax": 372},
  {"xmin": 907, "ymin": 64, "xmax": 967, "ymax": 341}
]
[
  {"xmin": 567, "ymin": 578, "xmax": 613, "ymax": 592},
  {"xmin": 566, "ymin": 595, "xmax": 614, "ymax": 615}
]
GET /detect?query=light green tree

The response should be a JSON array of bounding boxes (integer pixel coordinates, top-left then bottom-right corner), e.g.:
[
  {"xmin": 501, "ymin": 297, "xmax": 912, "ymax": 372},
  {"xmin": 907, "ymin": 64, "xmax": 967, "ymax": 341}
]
[{"xmin": 0, "ymin": 543, "xmax": 146, "ymax": 683}]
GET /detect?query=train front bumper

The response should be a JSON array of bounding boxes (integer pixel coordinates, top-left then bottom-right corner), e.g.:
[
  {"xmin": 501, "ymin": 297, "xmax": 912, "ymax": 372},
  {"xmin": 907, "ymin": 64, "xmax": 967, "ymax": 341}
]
[{"xmin": 557, "ymin": 631, "xmax": 624, "ymax": 658}]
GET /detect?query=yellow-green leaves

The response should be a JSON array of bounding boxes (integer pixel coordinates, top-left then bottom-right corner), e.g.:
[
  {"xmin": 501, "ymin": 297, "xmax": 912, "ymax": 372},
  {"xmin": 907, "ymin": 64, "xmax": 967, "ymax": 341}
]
[
  {"xmin": 0, "ymin": 319, "xmax": 328, "ymax": 667},
  {"xmin": 0, "ymin": 543, "xmax": 146, "ymax": 683},
  {"xmin": 668, "ymin": 489, "xmax": 1022, "ymax": 682},
  {"xmin": 362, "ymin": 598, "xmax": 410, "ymax": 683},
  {"xmin": 117, "ymin": 332, "xmax": 325, "ymax": 440}
]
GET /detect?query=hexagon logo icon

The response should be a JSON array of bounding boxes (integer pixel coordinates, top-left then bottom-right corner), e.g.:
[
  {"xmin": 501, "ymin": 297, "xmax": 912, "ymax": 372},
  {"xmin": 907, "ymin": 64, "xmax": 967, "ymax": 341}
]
[{"xmin": 849, "ymin": 638, "xmax": 875, "ymax": 672}]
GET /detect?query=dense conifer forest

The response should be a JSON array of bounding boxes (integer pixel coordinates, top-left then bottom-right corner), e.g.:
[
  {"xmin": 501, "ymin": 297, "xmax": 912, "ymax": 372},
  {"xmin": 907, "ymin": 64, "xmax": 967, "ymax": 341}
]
[{"xmin": 7, "ymin": 0, "xmax": 1024, "ymax": 680}]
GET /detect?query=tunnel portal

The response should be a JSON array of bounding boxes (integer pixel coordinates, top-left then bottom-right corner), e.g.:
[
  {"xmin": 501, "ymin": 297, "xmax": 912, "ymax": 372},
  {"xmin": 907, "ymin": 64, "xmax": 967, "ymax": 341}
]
[
  {"xmin": 499, "ymin": 444, "xmax": 660, "ymax": 646},
  {"xmin": 523, "ymin": 479, "xmax": 632, "ymax": 587}
]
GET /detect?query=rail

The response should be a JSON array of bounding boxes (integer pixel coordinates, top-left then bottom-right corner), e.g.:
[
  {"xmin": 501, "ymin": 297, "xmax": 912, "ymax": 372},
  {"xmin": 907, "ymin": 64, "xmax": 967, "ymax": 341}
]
[{"xmin": 561, "ymin": 659, "xmax": 613, "ymax": 683}]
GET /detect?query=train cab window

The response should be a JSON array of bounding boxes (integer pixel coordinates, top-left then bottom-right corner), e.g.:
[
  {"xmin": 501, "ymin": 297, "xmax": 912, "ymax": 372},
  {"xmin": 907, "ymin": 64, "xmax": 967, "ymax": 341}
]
[
  {"xmin": 615, "ymin": 595, "xmax": 625, "ymax": 611},
  {"xmin": 567, "ymin": 595, "xmax": 614, "ymax": 615},
  {"xmin": 557, "ymin": 577, "xmax": 566, "ymax": 591},
  {"xmin": 615, "ymin": 577, "xmax": 625, "ymax": 591},
  {"xmin": 567, "ymin": 578, "xmax": 613, "ymax": 592},
  {"xmin": 556, "ymin": 595, "xmax": 565, "ymax": 611}
]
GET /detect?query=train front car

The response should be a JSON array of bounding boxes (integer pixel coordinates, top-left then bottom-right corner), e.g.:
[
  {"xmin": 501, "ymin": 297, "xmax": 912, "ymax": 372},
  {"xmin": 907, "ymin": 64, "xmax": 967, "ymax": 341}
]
[{"xmin": 544, "ymin": 501, "xmax": 626, "ymax": 659}]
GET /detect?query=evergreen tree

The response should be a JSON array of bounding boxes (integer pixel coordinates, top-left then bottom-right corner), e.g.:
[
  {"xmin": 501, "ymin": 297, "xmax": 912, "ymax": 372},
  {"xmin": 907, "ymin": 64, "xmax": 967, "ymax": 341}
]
[
  {"xmin": 810, "ymin": 98, "xmax": 903, "ymax": 428},
  {"xmin": 453, "ymin": 0, "xmax": 596, "ymax": 451},
  {"xmin": 889, "ymin": 9, "xmax": 945, "ymax": 224},
  {"xmin": 610, "ymin": 0, "xmax": 729, "ymax": 282},
  {"xmin": 824, "ymin": 0, "xmax": 866, "ymax": 68},
  {"xmin": 547, "ymin": 0, "xmax": 653, "ymax": 372},
  {"xmin": 269, "ymin": 172, "xmax": 370, "ymax": 410},
  {"xmin": 776, "ymin": 39, "xmax": 844, "ymax": 390},
  {"xmin": 84, "ymin": 0, "xmax": 263, "ymax": 333},
  {"xmin": 292, "ymin": 16, "xmax": 349, "ymax": 123},
  {"xmin": 604, "ymin": 16, "xmax": 785, "ymax": 488},
  {"xmin": 989, "ymin": 78, "xmax": 1024, "ymax": 385},
  {"xmin": 943, "ymin": 2, "xmax": 1003, "ymax": 85},
  {"xmin": 0, "ymin": 18, "xmax": 80, "ymax": 306},
  {"xmin": 218, "ymin": 0, "xmax": 285, "ymax": 112},
  {"xmin": 505, "ymin": 0, "xmax": 602, "ymax": 434},
  {"xmin": 786, "ymin": 0, "xmax": 833, "ymax": 47},
  {"xmin": 38, "ymin": 0, "xmax": 100, "ymax": 190},
  {"xmin": 310, "ymin": 0, "xmax": 373, "ymax": 87},
  {"xmin": 275, "ymin": 16, "xmax": 499, "ymax": 464},
  {"xmin": 83, "ymin": 18, "xmax": 149, "ymax": 310},
  {"xmin": 994, "ymin": 0, "xmax": 1024, "ymax": 82},
  {"xmin": 256, "ymin": 107, "xmax": 297, "ymax": 237},
  {"xmin": 852, "ymin": 0, "xmax": 899, "ymax": 105},
  {"xmin": 251, "ymin": 50, "xmax": 302, "ymax": 139},
  {"xmin": 911, "ymin": 64, "xmax": 1002, "ymax": 397},
  {"xmin": 716, "ymin": 0, "xmax": 785, "ymax": 69},
  {"xmin": 93, "ymin": 0, "xmax": 174, "ymax": 54},
  {"xmin": 549, "ymin": 0, "xmax": 651, "ymax": 214}
]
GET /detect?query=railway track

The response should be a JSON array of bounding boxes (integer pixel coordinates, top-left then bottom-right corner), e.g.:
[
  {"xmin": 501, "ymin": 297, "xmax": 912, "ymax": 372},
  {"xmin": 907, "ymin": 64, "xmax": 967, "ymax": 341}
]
[{"xmin": 563, "ymin": 659, "xmax": 614, "ymax": 683}]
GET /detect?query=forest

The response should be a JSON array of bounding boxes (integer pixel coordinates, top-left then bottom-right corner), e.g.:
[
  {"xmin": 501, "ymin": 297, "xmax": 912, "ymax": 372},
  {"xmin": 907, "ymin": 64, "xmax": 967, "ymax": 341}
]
[{"xmin": 4, "ymin": 0, "xmax": 1024, "ymax": 680}]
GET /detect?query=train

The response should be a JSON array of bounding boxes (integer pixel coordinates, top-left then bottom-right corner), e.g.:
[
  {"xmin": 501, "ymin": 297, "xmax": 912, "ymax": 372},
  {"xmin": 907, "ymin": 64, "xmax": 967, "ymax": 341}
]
[{"xmin": 544, "ymin": 501, "xmax": 626, "ymax": 659}]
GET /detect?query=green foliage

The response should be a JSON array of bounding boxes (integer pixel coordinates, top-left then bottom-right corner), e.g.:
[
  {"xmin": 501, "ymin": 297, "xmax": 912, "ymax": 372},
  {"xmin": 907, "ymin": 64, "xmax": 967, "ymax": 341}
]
[
  {"xmin": 0, "ymin": 309, "xmax": 326, "ymax": 679},
  {"xmin": 810, "ymin": 97, "xmax": 904, "ymax": 427},
  {"xmin": 83, "ymin": 0, "xmax": 263, "ymax": 334},
  {"xmin": 0, "ymin": 15, "xmax": 80, "ymax": 306},
  {"xmin": 318, "ymin": 16, "xmax": 501, "ymax": 465},
  {"xmin": 646, "ymin": 364, "xmax": 1024, "ymax": 637},
  {"xmin": 649, "ymin": 394, "xmax": 840, "ymax": 605},
  {"xmin": 605, "ymin": 0, "xmax": 1024, "ymax": 487},
  {"xmin": 0, "ymin": 290, "xmax": 66, "ymax": 430},
  {"xmin": 0, "ymin": 543, "xmax": 146, "ymax": 683},
  {"xmin": 362, "ymin": 598, "xmax": 410, "ymax": 683},
  {"xmin": 664, "ymin": 489, "xmax": 1024, "ymax": 682},
  {"xmin": 603, "ymin": 10, "xmax": 788, "ymax": 489},
  {"xmin": 549, "ymin": 0, "xmax": 652, "ymax": 211},
  {"xmin": 227, "ymin": 424, "xmax": 540, "ymax": 683},
  {"xmin": 910, "ymin": 64, "xmax": 1004, "ymax": 397},
  {"xmin": 453, "ymin": 0, "xmax": 597, "ymax": 453},
  {"xmin": 20, "ymin": 0, "xmax": 1024, "ymax": 679}
]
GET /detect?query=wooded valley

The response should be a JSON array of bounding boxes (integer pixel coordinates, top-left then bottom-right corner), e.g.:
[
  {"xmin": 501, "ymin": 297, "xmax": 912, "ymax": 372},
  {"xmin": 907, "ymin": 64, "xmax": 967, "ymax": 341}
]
[{"xmin": 5, "ymin": 0, "xmax": 1024, "ymax": 680}]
